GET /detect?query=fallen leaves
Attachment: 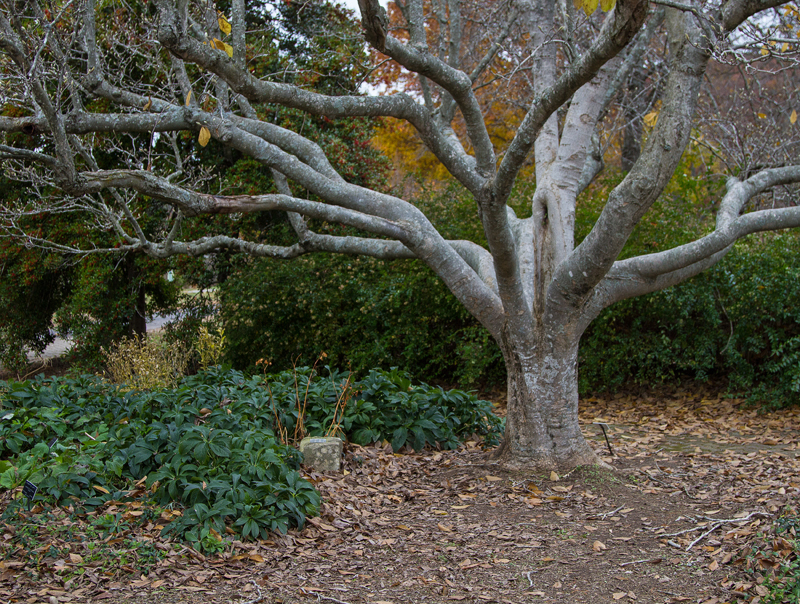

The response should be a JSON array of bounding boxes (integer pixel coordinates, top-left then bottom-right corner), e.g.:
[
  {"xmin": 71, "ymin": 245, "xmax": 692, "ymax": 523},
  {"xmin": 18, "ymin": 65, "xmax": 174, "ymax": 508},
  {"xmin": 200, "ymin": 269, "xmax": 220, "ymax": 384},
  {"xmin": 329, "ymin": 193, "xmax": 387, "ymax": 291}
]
[{"xmin": 0, "ymin": 387, "xmax": 796, "ymax": 604}]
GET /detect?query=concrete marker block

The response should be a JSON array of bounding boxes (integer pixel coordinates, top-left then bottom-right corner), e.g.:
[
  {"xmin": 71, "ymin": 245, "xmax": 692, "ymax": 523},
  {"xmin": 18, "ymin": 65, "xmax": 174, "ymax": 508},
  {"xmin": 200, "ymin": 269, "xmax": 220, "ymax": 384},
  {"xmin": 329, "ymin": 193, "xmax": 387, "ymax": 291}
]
[{"xmin": 299, "ymin": 436, "xmax": 343, "ymax": 473}]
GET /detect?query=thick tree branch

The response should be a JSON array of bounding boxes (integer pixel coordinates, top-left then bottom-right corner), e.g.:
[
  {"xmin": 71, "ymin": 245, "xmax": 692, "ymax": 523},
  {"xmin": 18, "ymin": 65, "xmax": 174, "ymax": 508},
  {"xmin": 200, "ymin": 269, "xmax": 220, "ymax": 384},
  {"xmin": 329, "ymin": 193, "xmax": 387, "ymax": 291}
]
[
  {"xmin": 494, "ymin": 0, "xmax": 649, "ymax": 203},
  {"xmin": 596, "ymin": 167, "xmax": 800, "ymax": 307},
  {"xmin": 76, "ymin": 169, "xmax": 412, "ymax": 242},
  {"xmin": 549, "ymin": 2, "xmax": 709, "ymax": 315}
]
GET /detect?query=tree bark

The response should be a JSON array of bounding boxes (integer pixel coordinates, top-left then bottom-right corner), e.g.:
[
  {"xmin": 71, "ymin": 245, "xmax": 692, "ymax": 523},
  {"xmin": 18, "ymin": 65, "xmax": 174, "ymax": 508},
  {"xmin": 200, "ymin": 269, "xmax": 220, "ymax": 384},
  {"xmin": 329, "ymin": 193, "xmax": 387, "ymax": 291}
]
[
  {"xmin": 126, "ymin": 255, "xmax": 147, "ymax": 339},
  {"xmin": 494, "ymin": 336, "xmax": 600, "ymax": 471},
  {"xmin": 620, "ymin": 65, "xmax": 646, "ymax": 171}
]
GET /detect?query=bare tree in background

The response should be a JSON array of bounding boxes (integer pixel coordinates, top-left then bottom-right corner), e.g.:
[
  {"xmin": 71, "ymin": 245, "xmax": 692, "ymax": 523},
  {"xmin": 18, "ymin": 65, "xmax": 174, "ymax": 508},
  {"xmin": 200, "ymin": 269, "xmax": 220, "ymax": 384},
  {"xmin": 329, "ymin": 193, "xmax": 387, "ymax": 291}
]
[{"xmin": 2, "ymin": 0, "xmax": 800, "ymax": 470}]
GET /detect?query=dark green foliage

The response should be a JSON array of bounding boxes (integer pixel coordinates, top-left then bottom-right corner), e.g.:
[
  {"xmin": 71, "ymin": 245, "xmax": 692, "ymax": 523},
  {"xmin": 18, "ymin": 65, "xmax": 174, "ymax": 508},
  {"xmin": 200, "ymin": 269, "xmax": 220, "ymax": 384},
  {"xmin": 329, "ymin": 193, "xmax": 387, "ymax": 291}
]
[
  {"xmin": 579, "ymin": 233, "xmax": 800, "ymax": 408},
  {"xmin": 0, "ymin": 371, "xmax": 315, "ymax": 549},
  {"xmin": 574, "ymin": 164, "xmax": 800, "ymax": 407},
  {"xmin": 0, "ymin": 366, "xmax": 501, "ymax": 550},
  {"xmin": 0, "ymin": 176, "xmax": 72, "ymax": 372},
  {"xmin": 259, "ymin": 365, "xmax": 503, "ymax": 450},
  {"xmin": 218, "ymin": 181, "xmax": 504, "ymax": 387},
  {"xmin": 219, "ymin": 254, "xmax": 505, "ymax": 387}
]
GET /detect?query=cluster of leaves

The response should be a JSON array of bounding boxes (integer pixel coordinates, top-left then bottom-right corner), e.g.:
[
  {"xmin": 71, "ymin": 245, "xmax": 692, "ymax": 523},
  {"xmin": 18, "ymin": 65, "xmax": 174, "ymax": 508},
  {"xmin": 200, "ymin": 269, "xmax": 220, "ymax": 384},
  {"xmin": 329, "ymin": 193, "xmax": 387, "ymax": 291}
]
[
  {"xmin": 0, "ymin": 366, "xmax": 501, "ymax": 551},
  {"xmin": 264, "ymin": 366, "xmax": 504, "ymax": 450}
]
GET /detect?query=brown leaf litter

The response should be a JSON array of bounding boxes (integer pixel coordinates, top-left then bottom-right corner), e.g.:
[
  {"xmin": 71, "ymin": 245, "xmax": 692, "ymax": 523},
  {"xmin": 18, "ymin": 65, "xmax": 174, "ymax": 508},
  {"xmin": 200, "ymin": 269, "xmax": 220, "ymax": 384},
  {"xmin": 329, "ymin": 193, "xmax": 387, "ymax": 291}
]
[{"xmin": 1, "ymin": 384, "xmax": 798, "ymax": 604}]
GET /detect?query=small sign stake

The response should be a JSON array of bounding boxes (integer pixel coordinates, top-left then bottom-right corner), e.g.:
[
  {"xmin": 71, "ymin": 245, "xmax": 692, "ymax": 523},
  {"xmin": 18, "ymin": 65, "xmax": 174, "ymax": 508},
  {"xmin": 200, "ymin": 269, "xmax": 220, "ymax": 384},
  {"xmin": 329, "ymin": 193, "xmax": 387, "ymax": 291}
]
[{"xmin": 22, "ymin": 480, "xmax": 38, "ymax": 511}]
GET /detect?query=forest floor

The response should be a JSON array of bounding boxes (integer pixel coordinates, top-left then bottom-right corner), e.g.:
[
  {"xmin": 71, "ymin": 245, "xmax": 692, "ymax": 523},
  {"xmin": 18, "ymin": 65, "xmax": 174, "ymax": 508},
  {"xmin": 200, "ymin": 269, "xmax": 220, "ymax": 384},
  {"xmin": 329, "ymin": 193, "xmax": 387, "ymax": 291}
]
[{"xmin": 0, "ymin": 384, "xmax": 798, "ymax": 604}]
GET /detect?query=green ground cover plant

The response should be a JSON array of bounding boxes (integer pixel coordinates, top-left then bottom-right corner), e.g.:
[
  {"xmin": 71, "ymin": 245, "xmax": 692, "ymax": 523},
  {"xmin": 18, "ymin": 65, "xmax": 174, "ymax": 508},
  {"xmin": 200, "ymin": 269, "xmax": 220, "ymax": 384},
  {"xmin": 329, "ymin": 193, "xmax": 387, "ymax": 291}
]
[{"xmin": 0, "ymin": 366, "xmax": 502, "ymax": 552}]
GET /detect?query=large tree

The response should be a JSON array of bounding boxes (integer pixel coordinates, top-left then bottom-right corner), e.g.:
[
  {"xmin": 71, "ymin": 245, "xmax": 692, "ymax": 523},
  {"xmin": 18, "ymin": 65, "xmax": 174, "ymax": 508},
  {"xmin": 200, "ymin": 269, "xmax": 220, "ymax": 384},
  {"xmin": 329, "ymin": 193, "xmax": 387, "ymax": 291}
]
[{"xmin": 2, "ymin": 0, "xmax": 800, "ymax": 470}]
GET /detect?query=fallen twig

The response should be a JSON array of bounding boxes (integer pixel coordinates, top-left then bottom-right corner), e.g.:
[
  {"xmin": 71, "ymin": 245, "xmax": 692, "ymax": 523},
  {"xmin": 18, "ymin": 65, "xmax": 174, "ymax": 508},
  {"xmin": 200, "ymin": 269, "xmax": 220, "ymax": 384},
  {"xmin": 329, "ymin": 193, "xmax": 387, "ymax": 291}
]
[
  {"xmin": 237, "ymin": 581, "xmax": 264, "ymax": 604},
  {"xmin": 595, "ymin": 505, "xmax": 624, "ymax": 520},
  {"xmin": 663, "ymin": 525, "xmax": 712, "ymax": 538},
  {"xmin": 685, "ymin": 511, "xmax": 772, "ymax": 551},
  {"xmin": 620, "ymin": 558, "xmax": 662, "ymax": 567},
  {"xmin": 661, "ymin": 511, "xmax": 772, "ymax": 546},
  {"xmin": 642, "ymin": 472, "xmax": 673, "ymax": 488},
  {"xmin": 526, "ymin": 563, "xmax": 556, "ymax": 586},
  {"xmin": 300, "ymin": 588, "xmax": 354, "ymax": 604},
  {"xmin": 725, "ymin": 588, "xmax": 750, "ymax": 599}
]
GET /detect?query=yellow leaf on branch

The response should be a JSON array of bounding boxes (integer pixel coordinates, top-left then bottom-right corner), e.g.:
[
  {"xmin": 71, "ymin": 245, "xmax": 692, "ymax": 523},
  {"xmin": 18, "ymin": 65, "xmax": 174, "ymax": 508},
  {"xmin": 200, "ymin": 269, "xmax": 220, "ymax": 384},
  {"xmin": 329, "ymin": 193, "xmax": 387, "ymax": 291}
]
[
  {"xmin": 792, "ymin": 110, "xmax": 797, "ymax": 124},
  {"xmin": 198, "ymin": 126, "xmax": 211, "ymax": 147},
  {"xmin": 212, "ymin": 38, "xmax": 234, "ymax": 58},
  {"xmin": 218, "ymin": 13, "xmax": 232, "ymax": 35},
  {"xmin": 575, "ymin": 0, "xmax": 599, "ymax": 16}
]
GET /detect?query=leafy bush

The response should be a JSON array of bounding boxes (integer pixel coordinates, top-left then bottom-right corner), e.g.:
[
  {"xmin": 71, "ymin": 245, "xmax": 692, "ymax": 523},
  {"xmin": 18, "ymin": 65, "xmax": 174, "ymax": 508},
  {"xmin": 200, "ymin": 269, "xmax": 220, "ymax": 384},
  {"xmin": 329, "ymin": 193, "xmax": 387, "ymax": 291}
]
[
  {"xmin": 219, "ymin": 254, "xmax": 505, "ymax": 387},
  {"xmin": 0, "ymin": 366, "xmax": 501, "ymax": 550},
  {"xmin": 0, "ymin": 372, "xmax": 315, "ymax": 549},
  {"xmin": 102, "ymin": 334, "xmax": 192, "ymax": 390},
  {"xmin": 579, "ymin": 233, "xmax": 800, "ymax": 407},
  {"xmin": 195, "ymin": 325, "xmax": 226, "ymax": 370},
  {"xmin": 257, "ymin": 365, "xmax": 503, "ymax": 450}
]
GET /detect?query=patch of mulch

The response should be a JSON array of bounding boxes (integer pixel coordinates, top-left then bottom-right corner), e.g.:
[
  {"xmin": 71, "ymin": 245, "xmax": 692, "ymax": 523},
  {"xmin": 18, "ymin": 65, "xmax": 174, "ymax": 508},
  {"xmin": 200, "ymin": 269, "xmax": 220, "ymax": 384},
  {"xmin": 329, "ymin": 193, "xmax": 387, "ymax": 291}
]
[{"xmin": 1, "ymin": 387, "xmax": 798, "ymax": 604}]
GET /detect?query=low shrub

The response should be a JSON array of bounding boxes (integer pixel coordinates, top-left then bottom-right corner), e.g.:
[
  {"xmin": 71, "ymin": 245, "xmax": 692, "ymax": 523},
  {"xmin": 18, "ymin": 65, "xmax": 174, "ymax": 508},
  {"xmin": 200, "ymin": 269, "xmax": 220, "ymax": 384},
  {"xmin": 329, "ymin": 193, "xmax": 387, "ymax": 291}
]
[
  {"xmin": 102, "ymin": 334, "xmax": 192, "ymax": 390},
  {"xmin": 0, "ymin": 366, "xmax": 502, "ymax": 550},
  {"xmin": 219, "ymin": 254, "xmax": 506, "ymax": 387},
  {"xmin": 746, "ymin": 508, "xmax": 800, "ymax": 603}
]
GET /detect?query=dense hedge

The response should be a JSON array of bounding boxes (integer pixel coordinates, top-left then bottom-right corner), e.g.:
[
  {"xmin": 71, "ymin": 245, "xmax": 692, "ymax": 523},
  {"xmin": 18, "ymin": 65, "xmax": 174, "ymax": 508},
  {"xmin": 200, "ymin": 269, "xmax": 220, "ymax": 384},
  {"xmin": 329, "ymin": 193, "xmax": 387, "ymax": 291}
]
[
  {"xmin": 219, "ymin": 254, "xmax": 505, "ymax": 387},
  {"xmin": 580, "ymin": 234, "xmax": 800, "ymax": 406}
]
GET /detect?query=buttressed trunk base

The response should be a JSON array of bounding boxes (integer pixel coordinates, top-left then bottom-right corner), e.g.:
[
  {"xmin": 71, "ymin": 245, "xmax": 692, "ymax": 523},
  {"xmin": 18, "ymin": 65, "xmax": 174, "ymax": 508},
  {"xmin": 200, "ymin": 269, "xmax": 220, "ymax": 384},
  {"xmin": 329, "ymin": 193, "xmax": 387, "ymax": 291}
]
[{"xmin": 493, "ymin": 342, "xmax": 602, "ymax": 472}]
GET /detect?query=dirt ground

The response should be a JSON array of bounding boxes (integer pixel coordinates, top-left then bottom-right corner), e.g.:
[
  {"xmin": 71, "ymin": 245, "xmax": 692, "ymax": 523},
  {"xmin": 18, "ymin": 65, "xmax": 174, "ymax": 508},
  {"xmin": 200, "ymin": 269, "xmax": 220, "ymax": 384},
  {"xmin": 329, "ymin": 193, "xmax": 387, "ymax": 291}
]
[{"xmin": 1, "ymin": 384, "xmax": 798, "ymax": 604}]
